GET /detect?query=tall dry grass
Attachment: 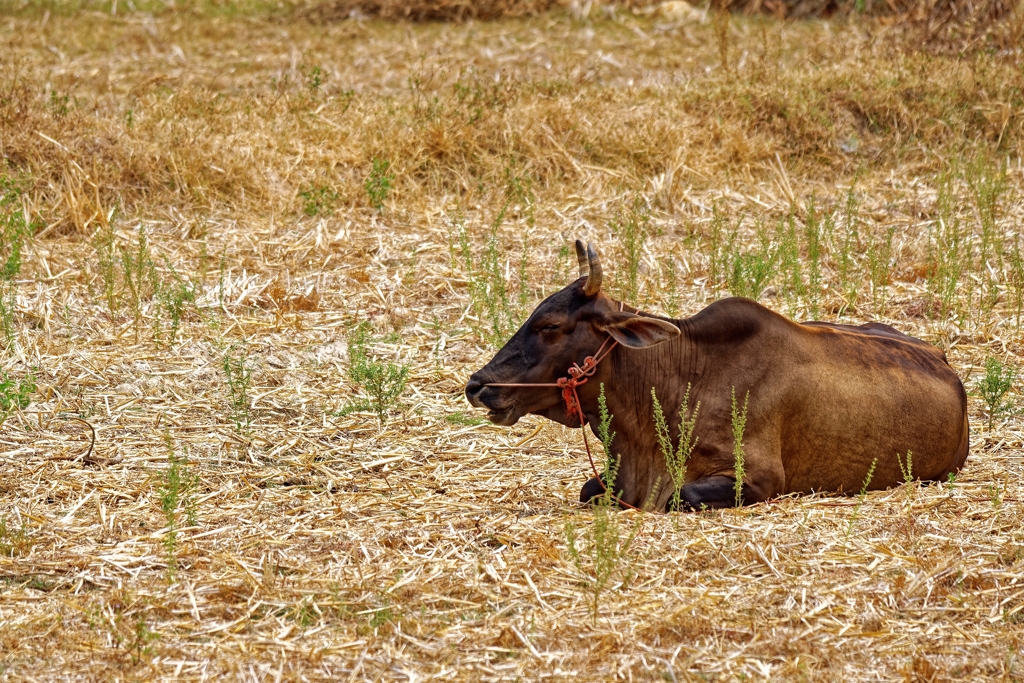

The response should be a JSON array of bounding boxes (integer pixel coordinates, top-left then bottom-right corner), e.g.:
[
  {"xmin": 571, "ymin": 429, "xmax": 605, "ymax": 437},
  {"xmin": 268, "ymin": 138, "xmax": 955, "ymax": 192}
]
[{"xmin": 0, "ymin": 11, "xmax": 1019, "ymax": 236}]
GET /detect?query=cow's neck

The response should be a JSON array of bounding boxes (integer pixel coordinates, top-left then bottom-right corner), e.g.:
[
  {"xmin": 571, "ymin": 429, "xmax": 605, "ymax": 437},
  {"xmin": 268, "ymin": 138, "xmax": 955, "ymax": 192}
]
[{"xmin": 579, "ymin": 316, "xmax": 699, "ymax": 508}]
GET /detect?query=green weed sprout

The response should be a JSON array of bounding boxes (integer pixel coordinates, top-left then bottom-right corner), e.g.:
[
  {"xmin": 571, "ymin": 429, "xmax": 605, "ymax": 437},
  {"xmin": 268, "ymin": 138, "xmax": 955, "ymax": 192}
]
[
  {"xmin": 121, "ymin": 227, "xmax": 159, "ymax": 342},
  {"xmin": 845, "ymin": 457, "xmax": 877, "ymax": 540},
  {"xmin": 223, "ymin": 343, "xmax": 253, "ymax": 432},
  {"xmin": 0, "ymin": 514, "xmax": 32, "ymax": 557},
  {"xmin": 156, "ymin": 257, "xmax": 196, "ymax": 346},
  {"xmin": 652, "ymin": 384, "xmax": 700, "ymax": 512},
  {"xmin": 564, "ymin": 383, "xmax": 641, "ymax": 624},
  {"xmin": 731, "ymin": 387, "xmax": 749, "ymax": 507},
  {"xmin": 729, "ymin": 250, "xmax": 776, "ymax": 301},
  {"xmin": 611, "ymin": 195, "xmax": 650, "ymax": 306},
  {"xmin": 159, "ymin": 433, "xmax": 199, "ymax": 580},
  {"xmin": 451, "ymin": 204, "xmax": 526, "ymax": 348},
  {"xmin": 897, "ymin": 450, "xmax": 914, "ymax": 505}
]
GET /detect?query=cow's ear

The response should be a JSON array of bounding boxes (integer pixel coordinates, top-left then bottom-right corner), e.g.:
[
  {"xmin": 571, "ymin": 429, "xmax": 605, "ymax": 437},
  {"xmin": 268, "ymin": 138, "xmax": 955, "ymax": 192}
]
[{"xmin": 596, "ymin": 312, "xmax": 680, "ymax": 349}]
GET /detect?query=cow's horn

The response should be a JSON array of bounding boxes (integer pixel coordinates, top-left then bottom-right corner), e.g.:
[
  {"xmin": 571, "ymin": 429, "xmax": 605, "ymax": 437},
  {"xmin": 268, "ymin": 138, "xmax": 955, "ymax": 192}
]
[
  {"xmin": 584, "ymin": 242, "xmax": 602, "ymax": 295},
  {"xmin": 575, "ymin": 239, "xmax": 589, "ymax": 278}
]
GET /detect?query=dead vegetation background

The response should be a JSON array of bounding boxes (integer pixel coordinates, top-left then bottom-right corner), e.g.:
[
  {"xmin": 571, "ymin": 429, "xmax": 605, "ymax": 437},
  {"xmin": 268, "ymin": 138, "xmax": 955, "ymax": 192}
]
[{"xmin": 1, "ymin": 2, "xmax": 1023, "ymax": 681}]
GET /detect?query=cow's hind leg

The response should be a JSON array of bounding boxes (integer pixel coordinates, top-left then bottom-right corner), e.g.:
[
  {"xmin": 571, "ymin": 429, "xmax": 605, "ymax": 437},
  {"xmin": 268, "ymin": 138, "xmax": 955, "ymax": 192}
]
[{"xmin": 676, "ymin": 476, "xmax": 762, "ymax": 510}]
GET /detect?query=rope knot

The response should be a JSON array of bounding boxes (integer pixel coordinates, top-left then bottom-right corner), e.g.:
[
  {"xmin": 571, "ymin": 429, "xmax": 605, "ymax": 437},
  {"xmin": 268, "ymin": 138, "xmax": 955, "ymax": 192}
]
[{"xmin": 557, "ymin": 372, "xmax": 587, "ymax": 424}]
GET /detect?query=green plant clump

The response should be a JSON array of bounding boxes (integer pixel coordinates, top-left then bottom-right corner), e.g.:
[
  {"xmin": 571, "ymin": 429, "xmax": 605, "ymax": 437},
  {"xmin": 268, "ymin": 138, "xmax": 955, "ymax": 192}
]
[
  {"xmin": 94, "ymin": 219, "xmax": 121, "ymax": 315},
  {"xmin": 300, "ymin": 184, "xmax": 340, "ymax": 216},
  {"xmin": 0, "ymin": 514, "xmax": 32, "ymax": 557},
  {"xmin": 977, "ymin": 357, "xmax": 1016, "ymax": 430},
  {"xmin": 87, "ymin": 595, "xmax": 159, "ymax": 666},
  {"xmin": 0, "ymin": 175, "xmax": 35, "ymax": 348},
  {"xmin": 365, "ymin": 157, "xmax": 394, "ymax": 211},
  {"xmin": 340, "ymin": 322, "xmax": 409, "ymax": 424},
  {"xmin": 94, "ymin": 221, "xmax": 197, "ymax": 344},
  {"xmin": 897, "ymin": 449, "xmax": 915, "ymax": 506},
  {"xmin": 0, "ymin": 367, "xmax": 34, "ymax": 426},
  {"xmin": 303, "ymin": 63, "xmax": 326, "ymax": 94},
  {"xmin": 729, "ymin": 224, "xmax": 777, "ymax": 302},
  {"xmin": 452, "ymin": 204, "xmax": 528, "ymax": 348}
]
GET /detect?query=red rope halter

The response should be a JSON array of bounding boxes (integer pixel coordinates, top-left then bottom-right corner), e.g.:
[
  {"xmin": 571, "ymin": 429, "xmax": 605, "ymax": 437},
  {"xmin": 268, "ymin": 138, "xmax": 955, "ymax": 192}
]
[{"xmin": 482, "ymin": 310, "xmax": 640, "ymax": 511}]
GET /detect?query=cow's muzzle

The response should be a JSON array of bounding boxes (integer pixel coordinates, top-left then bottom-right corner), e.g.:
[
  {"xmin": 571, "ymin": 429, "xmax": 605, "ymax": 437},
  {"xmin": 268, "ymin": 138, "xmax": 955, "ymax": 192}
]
[{"xmin": 465, "ymin": 374, "xmax": 519, "ymax": 425}]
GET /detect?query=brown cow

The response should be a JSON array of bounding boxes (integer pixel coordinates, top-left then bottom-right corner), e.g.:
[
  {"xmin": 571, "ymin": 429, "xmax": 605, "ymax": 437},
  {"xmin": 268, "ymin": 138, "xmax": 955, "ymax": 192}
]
[{"xmin": 465, "ymin": 240, "xmax": 969, "ymax": 510}]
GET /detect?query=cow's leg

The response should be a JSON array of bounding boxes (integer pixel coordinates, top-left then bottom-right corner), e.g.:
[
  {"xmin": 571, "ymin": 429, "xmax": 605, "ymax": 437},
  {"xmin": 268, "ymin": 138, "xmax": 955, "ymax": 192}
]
[
  {"xmin": 579, "ymin": 475, "xmax": 634, "ymax": 507},
  {"xmin": 580, "ymin": 476, "xmax": 608, "ymax": 504},
  {"xmin": 676, "ymin": 475, "xmax": 776, "ymax": 510},
  {"xmin": 580, "ymin": 474, "xmax": 661, "ymax": 510},
  {"xmin": 674, "ymin": 439, "xmax": 785, "ymax": 510},
  {"xmin": 677, "ymin": 476, "xmax": 741, "ymax": 509}
]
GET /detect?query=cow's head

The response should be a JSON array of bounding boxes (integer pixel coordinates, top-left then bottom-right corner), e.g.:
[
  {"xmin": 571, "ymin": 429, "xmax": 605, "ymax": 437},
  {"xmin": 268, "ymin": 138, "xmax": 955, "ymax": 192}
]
[{"xmin": 465, "ymin": 240, "xmax": 680, "ymax": 426}]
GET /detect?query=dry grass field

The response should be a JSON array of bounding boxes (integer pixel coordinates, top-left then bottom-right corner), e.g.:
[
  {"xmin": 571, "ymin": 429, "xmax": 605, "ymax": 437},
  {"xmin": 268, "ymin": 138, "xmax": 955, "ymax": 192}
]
[{"xmin": 1, "ymin": 2, "xmax": 1024, "ymax": 680}]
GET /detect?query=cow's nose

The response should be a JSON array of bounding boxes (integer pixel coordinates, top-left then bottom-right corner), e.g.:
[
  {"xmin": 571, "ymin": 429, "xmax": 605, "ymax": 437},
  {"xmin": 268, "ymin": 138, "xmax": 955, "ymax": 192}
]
[{"xmin": 465, "ymin": 375, "xmax": 486, "ymax": 403}]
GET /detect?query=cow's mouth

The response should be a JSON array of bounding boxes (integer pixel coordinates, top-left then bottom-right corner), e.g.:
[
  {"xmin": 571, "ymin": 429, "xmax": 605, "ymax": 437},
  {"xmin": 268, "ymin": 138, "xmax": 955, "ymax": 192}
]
[
  {"xmin": 466, "ymin": 377, "xmax": 521, "ymax": 425},
  {"xmin": 486, "ymin": 405, "xmax": 519, "ymax": 426}
]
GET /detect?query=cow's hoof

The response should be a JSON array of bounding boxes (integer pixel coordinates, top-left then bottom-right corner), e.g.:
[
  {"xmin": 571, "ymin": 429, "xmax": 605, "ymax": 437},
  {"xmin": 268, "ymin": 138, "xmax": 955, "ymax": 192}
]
[{"xmin": 580, "ymin": 476, "xmax": 606, "ymax": 504}]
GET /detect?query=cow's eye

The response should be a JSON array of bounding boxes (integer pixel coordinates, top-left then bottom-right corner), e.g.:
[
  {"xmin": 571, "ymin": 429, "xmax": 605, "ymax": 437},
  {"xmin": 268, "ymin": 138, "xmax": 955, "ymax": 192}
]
[{"xmin": 538, "ymin": 324, "xmax": 560, "ymax": 333}]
